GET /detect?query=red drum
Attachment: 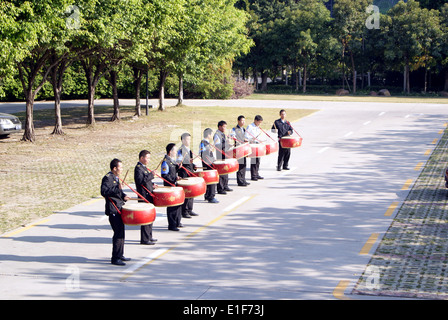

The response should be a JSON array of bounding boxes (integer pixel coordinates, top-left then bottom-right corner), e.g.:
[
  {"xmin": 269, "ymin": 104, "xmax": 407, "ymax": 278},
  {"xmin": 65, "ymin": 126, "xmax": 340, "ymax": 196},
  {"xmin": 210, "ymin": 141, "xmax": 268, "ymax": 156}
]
[
  {"xmin": 248, "ymin": 143, "xmax": 266, "ymax": 158},
  {"xmin": 194, "ymin": 169, "xmax": 219, "ymax": 185},
  {"xmin": 213, "ymin": 159, "xmax": 239, "ymax": 175},
  {"xmin": 121, "ymin": 203, "xmax": 156, "ymax": 226},
  {"xmin": 177, "ymin": 177, "xmax": 207, "ymax": 198},
  {"xmin": 226, "ymin": 143, "xmax": 252, "ymax": 159},
  {"xmin": 280, "ymin": 136, "xmax": 303, "ymax": 148},
  {"xmin": 152, "ymin": 186, "xmax": 185, "ymax": 207},
  {"xmin": 265, "ymin": 141, "xmax": 279, "ymax": 155}
]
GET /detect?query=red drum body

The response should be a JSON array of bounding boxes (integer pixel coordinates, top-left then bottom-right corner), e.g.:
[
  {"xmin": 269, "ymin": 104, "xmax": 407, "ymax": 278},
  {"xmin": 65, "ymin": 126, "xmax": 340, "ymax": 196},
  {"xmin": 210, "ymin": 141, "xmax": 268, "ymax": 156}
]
[
  {"xmin": 194, "ymin": 169, "xmax": 219, "ymax": 185},
  {"xmin": 177, "ymin": 177, "xmax": 207, "ymax": 198},
  {"xmin": 280, "ymin": 136, "xmax": 302, "ymax": 148},
  {"xmin": 226, "ymin": 143, "xmax": 252, "ymax": 159},
  {"xmin": 248, "ymin": 143, "xmax": 266, "ymax": 158},
  {"xmin": 213, "ymin": 159, "xmax": 239, "ymax": 175},
  {"xmin": 121, "ymin": 203, "xmax": 156, "ymax": 226},
  {"xmin": 265, "ymin": 141, "xmax": 279, "ymax": 155},
  {"xmin": 152, "ymin": 187, "xmax": 185, "ymax": 207}
]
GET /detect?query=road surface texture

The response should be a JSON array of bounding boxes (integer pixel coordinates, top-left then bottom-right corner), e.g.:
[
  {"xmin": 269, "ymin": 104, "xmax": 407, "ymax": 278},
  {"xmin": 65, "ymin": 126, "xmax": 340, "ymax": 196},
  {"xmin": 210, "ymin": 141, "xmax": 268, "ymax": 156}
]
[{"xmin": 0, "ymin": 98, "xmax": 447, "ymax": 300}]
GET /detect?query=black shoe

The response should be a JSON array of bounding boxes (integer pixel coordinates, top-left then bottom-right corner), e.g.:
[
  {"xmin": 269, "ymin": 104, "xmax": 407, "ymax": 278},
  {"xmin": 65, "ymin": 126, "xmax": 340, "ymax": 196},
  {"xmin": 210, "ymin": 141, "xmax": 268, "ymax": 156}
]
[
  {"xmin": 277, "ymin": 167, "xmax": 282, "ymax": 171},
  {"xmin": 111, "ymin": 259, "xmax": 126, "ymax": 266},
  {"xmin": 189, "ymin": 212, "xmax": 198, "ymax": 216},
  {"xmin": 251, "ymin": 178, "xmax": 258, "ymax": 181},
  {"xmin": 283, "ymin": 167, "xmax": 290, "ymax": 170},
  {"xmin": 168, "ymin": 227, "xmax": 179, "ymax": 231},
  {"xmin": 217, "ymin": 191, "xmax": 227, "ymax": 195},
  {"xmin": 208, "ymin": 198, "xmax": 219, "ymax": 203},
  {"xmin": 150, "ymin": 238, "xmax": 158, "ymax": 242},
  {"xmin": 257, "ymin": 176, "xmax": 264, "ymax": 180},
  {"xmin": 178, "ymin": 223, "xmax": 184, "ymax": 228},
  {"xmin": 120, "ymin": 256, "xmax": 131, "ymax": 261},
  {"xmin": 224, "ymin": 187, "xmax": 233, "ymax": 192},
  {"xmin": 182, "ymin": 214, "xmax": 192, "ymax": 218},
  {"xmin": 141, "ymin": 241, "xmax": 155, "ymax": 245},
  {"xmin": 238, "ymin": 183, "xmax": 248, "ymax": 187}
]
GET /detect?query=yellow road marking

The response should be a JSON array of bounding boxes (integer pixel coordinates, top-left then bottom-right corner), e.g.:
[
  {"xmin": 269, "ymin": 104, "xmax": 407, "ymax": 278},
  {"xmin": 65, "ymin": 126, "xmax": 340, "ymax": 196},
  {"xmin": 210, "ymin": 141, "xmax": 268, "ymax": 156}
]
[
  {"xmin": 401, "ymin": 179, "xmax": 413, "ymax": 190},
  {"xmin": 439, "ymin": 129, "xmax": 444, "ymax": 134},
  {"xmin": 1, "ymin": 219, "xmax": 50, "ymax": 238},
  {"xmin": 359, "ymin": 233, "xmax": 380, "ymax": 255},
  {"xmin": 333, "ymin": 280, "xmax": 352, "ymax": 300},
  {"xmin": 121, "ymin": 194, "xmax": 257, "ymax": 280},
  {"xmin": 414, "ymin": 162, "xmax": 423, "ymax": 171},
  {"xmin": 384, "ymin": 202, "xmax": 399, "ymax": 217},
  {"xmin": 432, "ymin": 138, "xmax": 438, "ymax": 145},
  {"xmin": 82, "ymin": 198, "xmax": 102, "ymax": 206},
  {"xmin": 424, "ymin": 149, "xmax": 431, "ymax": 156}
]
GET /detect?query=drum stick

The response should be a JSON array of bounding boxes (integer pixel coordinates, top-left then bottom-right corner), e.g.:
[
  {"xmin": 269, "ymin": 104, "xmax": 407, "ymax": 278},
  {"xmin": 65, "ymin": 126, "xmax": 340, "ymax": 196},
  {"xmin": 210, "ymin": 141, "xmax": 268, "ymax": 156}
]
[
  {"xmin": 108, "ymin": 198, "xmax": 122, "ymax": 215},
  {"xmin": 245, "ymin": 127, "xmax": 263, "ymax": 143},
  {"xmin": 150, "ymin": 169, "xmax": 177, "ymax": 187},
  {"xmin": 286, "ymin": 121, "xmax": 302, "ymax": 138},
  {"xmin": 259, "ymin": 127, "xmax": 276, "ymax": 142},
  {"xmin": 118, "ymin": 177, "xmax": 151, "ymax": 204}
]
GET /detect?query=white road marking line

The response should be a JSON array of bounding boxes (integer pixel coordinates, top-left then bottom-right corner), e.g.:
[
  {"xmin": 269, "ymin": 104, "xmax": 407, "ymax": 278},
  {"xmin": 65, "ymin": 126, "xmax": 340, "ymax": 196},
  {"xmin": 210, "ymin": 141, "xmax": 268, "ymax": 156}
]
[
  {"xmin": 318, "ymin": 147, "xmax": 330, "ymax": 154},
  {"xmin": 363, "ymin": 121, "xmax": 371, "ymax": 126},
  {"xmin": 378, "ymin": 112, "xmax": 386, "ymax": 116},
  {"xmin": 344, "ymin": 131, "xmax": 354, "ymax": 138},
  {"xmin": 123, "ymin": 248, "xmax": 169, "ymax": 274},
  {"xmin": 223, "ymin": 196, "xmax": 252, "ymax": 213}
]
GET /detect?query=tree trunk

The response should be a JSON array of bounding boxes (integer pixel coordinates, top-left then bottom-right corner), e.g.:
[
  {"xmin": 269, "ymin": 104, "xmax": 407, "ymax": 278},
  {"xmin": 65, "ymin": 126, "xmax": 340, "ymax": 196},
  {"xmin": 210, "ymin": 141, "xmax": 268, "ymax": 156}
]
[
  {"xmin": 22, "ymin": 91, "xmax": 35, "ymax": 142},
  {"xmin": 50, "ymin": 59, "xmax": 68, "ymax": 135},
  {"xmin": 260, "ymin": 70, "xmax": 268, "ymax": 91},
  {"xmin": 87, "ymin": 83, "xmax": 96, "ymax": 125},
  {"xmin": 350, "ymin": 50, "xmax": 356, "ymax": 94},
  {"xmin": 303, "ymin": 64, "xmax": 307, "ymax": 93},
  {"xmin": 252, "ymin": 69, "xmax": 258, "ymax": 90},
  {"xmin": 158, "ymin": 69, "xmax": 168, "ymax": 111},
  {"xmin": 133, "ymin": 67, "xmax": 143, "ymax": 117},
  {"xmin": 177, "ymin": 74, "xmax": 184, "ymax": 106},
  {"xmin": 108, "ymin": 70, "xmax": 120, "ymax": 122},
  {"xmin": 405, "ymin": 59, "xmax": 410, "ymax": 94}
]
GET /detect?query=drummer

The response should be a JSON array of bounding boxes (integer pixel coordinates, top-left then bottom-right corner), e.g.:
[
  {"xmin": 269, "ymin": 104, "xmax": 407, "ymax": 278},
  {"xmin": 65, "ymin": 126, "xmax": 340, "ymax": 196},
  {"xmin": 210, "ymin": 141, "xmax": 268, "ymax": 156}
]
[
  {"xmin": 200, "ymin": 128, "xmax": 219, "ymax": 203},
  {"xmin": 134, "ymin": 150, "xmax": 158, "ymax": 245},
  {"xmin": 230, "ymin": 115, "xmax": 250, "ymax": 187},
  {"xmin": 161, "ymin": 143, "xmax": 183, "ymax": 231},
  {"xmin": 214, "ymin": 120, "xmax": 233, "ymax": 195},
  {"xmin": 272, "ymin": 109, "xmax": 294, "ymax": 171},
  {"xmin": 245, "ymin": 115, "xmax": 265, "ymax": 181},
  {"xmin": 101, "ymin": 158, "xmax": 131, "ymax": 266},
  {"xmin": 177, "ymin": 132, "xmax": 199, "ymax": 219}
]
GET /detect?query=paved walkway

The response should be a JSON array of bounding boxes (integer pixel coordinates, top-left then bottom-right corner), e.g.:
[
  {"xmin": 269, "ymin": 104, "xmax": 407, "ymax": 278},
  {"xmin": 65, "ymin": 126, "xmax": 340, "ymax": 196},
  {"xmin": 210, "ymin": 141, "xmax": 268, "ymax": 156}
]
[{"xmin": 353, "ymin": 127, "xmax": 448, "ymax": 300}]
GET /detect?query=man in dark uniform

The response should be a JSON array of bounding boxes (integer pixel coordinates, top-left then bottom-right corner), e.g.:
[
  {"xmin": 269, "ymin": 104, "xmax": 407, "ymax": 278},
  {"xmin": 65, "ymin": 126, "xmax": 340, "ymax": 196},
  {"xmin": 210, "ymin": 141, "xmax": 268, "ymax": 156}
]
[
  {"xmin": 177, "ymin": 132, "xmax": 198, "ymax": 219},
  {"xmin": 200, "ymin": 128, "xmax": 219, "ymax": 203},
  {"xmin": 214, "ymin": 120, "xmax": 233, "ymax": 194},
  {"xmin": 272, "ymin": 109, "xmax": 294, "ymax": 171},
  {"xmin": 101, "ymin": 158, "xmax": 130, "ymax": 266},
  {"xmin": 230, "ymin": 115, "xmax": 250, "ymax": 187},
  {"xmin": 161, "ymin": 143, "xmax": 182, "ymax": 231},
  {"xmin": 134, "ymin": 150, "xmax": 158, "ymax": 245}
]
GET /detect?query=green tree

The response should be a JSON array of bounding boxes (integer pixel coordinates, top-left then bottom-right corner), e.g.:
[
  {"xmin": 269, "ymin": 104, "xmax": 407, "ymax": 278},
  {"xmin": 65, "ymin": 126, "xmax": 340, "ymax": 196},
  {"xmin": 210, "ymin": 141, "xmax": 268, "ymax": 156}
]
[{"xmin": 383, "ymin": 0, "xmax": 441, "ymax": 93}]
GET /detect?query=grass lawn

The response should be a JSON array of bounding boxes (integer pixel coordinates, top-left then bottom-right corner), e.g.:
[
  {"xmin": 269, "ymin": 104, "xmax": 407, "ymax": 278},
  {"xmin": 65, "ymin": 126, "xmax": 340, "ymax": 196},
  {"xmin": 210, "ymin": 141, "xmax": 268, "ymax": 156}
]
[
  {"xmin": 247, "ymin": 93, "xmax": 448, "ymax": 104},
  {"xmin": 0, "ymin": 104, "xmax": 317, "ymax": 234}
]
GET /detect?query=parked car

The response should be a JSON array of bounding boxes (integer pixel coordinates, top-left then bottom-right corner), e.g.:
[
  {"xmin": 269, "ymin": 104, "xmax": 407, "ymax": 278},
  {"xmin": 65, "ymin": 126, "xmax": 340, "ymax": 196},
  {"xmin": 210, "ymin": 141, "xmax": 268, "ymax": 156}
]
[{"xmin": 0, "ymin": 113, "xmax": 22, "ymax": 137}]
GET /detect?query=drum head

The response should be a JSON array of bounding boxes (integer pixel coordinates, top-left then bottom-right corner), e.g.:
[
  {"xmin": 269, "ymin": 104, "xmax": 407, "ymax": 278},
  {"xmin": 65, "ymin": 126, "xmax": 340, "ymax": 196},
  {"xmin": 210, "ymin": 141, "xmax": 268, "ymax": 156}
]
[
  {"xmin": 177, "ymin": 177, "xmax": 205, "ymax": 186},
  {"xmin": 122, "ymin": 202, "xmax": 155, "ymax": 210}
]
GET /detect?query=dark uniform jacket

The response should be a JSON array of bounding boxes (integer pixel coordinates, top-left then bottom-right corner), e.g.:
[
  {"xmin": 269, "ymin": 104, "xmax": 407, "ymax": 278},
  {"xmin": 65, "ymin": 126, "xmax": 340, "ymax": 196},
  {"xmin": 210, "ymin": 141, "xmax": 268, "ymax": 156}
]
[
  {"xmin": 134, "ymin": 162, "xmax": 155, "ymax": 202},
  {"xmin": 272, "ymin": 118, "xmax": 293, "ymax": 139},
  {"xmin": 199, "ymin": 139, "xmax": 215, "ymax": 170},
  {"xmin": 161, "ymin": 155, "xmax": 179, "ymax": 186},
  {"xmin": 101, "ymin": 172, "xmax": 127, "ymax": 215},
  {"xmin": 177, "ymin": 145, "xmax": 196, "ymax": 179}
]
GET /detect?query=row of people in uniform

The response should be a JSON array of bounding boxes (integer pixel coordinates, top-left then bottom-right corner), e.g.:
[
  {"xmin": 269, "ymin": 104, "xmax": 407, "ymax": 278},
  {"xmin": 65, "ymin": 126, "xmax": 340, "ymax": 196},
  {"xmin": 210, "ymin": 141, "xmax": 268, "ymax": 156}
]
[{"xmin": 101, "ymin": 109, "xmax": 295, "ymax": 265}]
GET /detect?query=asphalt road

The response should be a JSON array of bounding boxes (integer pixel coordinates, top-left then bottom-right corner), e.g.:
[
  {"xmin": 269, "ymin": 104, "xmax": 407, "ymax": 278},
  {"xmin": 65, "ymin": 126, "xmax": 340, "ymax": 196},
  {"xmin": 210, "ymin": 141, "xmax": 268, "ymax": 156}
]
[{"xmin": 0, "ymin": 98, "xmax": 447, "ymax": 301}]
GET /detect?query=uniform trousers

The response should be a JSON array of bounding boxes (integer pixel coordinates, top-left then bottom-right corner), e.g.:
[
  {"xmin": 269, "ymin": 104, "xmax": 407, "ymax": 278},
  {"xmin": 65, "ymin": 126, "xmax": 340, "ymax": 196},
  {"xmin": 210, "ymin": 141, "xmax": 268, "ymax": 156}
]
[
  {"xmin": 167, "ymin": 205, "xmax": 182, "ymax": 230},
  {"xmin": 250, "ymin": 157, "xmax": 261, "ymax": 179},
  {"xmin": 217, "ymin": 174, "xmax": 229, "ymax": 193},
  {"xmin": 278, "ymin": 144, "xmax": 291, "ymax": 169},
  {"xmin": 236, "ymin": 157, "xmax": 247, "ymax": 185},
  {"xmin": 182, "ymin": 198, "xmax": 194, "ymax": 216},
  {"xmin": 108, "ymin": 213, "xmax": 125, "ymax": 261}
]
